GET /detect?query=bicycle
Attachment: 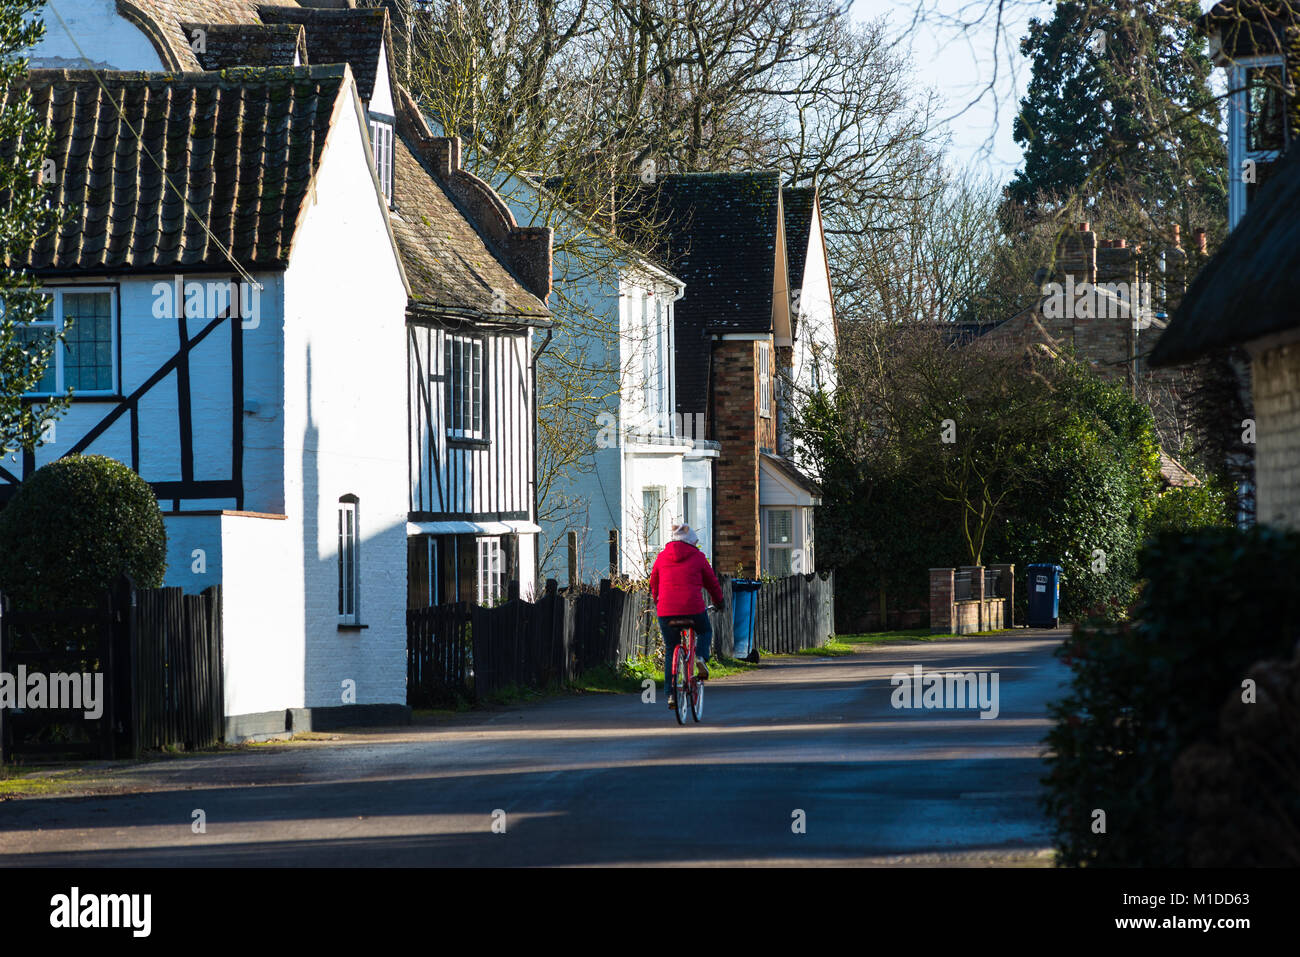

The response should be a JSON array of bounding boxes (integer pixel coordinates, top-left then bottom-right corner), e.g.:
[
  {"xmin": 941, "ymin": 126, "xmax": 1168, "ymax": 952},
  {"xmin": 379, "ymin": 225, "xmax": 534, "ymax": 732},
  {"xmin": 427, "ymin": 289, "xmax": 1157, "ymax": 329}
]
[{"xmin": 666, "ymin": 605, "xmax": 715, "ymax": 725}]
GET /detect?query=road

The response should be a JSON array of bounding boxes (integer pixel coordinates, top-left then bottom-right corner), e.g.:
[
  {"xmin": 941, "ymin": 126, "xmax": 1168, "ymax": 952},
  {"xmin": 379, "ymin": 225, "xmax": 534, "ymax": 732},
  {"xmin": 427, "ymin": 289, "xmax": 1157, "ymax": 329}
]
[{"xmin": 0, "ymin": 630, "xmax": 1068, "ymax": 866}]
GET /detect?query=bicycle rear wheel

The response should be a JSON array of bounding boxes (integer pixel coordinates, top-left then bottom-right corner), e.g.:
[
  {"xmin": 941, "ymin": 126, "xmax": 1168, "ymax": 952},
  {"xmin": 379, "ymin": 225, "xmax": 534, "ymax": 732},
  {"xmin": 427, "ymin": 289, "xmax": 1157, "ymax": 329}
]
[
  {"xmin": 690, "ymin": 672, "xmax": 704, "ymax": 722},
  {"xmin": 673, "ymin": 645, "xmax": 689, "ymax": 725}
]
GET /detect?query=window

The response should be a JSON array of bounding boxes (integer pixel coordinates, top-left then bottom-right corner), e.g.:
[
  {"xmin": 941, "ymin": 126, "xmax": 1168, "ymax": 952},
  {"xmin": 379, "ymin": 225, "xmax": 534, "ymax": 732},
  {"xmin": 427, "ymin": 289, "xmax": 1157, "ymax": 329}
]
[
  {"xmin": 765, "ymin": 508, "xmax": 793, "ymax": 577},
  {"xmin": 17, "ymin": 289, "xmax": 116, "ymax": 395},
  {"xmin": 1247, "ymin": 65, "xmax": 1287, "ymax": 153},
  {"xmin": 369, "ymin": 117, "xmax": 394, "ymax": 205},
  {"xmin": 656, "ymin": 296, "xmax": 670, "ymax": 419},
  {"xmin": 476, "ymin": 536, "xmax": 503, "ymax": 605},
  {"xmin": 681, "ymin": 487, "xmax": 696, "ymax": 531},
  {"xmin": 1230, "ymin": 58, "xmax": 1290, "ymax": 228},
  {"xmin": 758, "ymin": 341, "xmax": 771, "ymax": 417},
  {"xmin": 338, "ymin": 496, "xmax": 360, "ymax": 624},
  {"xmin": 445, "ymin": 335, "xmax": 485, "ymax": 438},
  {"xmin": 643, "ymin": 487, "xmax": 663, "ymax": 564}
]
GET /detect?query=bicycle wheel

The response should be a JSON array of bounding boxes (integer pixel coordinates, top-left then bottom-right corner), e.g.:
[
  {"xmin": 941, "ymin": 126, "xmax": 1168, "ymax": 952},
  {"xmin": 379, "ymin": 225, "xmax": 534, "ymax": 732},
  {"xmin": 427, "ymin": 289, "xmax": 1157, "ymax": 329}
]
[
  {"xmin": 690, "ymin": 668, "xmax": 704, "ymax": 722},
  {"xmin": 673, "ymin": 645, "xmax": 689, "ymax": 725}
]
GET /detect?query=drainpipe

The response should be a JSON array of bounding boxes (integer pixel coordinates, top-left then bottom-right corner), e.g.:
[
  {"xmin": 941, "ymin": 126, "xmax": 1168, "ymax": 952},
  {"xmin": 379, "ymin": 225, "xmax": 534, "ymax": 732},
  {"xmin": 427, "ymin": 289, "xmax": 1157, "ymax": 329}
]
[{"xmin": 530, "ymin": 326, "xmax": 553, "ymax": 590}]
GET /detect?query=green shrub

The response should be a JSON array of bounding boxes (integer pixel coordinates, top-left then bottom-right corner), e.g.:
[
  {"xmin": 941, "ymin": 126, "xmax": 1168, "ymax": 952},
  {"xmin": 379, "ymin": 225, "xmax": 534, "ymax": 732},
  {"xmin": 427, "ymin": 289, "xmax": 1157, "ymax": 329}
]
[
  {"xmin": 1042, "ymin": 526, "xmax": 1300, "ymax": 866},
  {"xmin": 0, "ymin": 454, "xmax": 166, "ymax": 610},
  {"xmin": 1144, "ymin": 481, "xmax": 1234, "ymax": 538}
]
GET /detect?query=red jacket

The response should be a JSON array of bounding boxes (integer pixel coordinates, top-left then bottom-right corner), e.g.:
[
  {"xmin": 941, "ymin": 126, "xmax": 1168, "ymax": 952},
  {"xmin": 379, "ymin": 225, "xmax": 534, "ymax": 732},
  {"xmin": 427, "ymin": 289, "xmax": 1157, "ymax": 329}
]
[{"xmin": 649, "ymin": 541, "xmax": 725, "ymax": 616}]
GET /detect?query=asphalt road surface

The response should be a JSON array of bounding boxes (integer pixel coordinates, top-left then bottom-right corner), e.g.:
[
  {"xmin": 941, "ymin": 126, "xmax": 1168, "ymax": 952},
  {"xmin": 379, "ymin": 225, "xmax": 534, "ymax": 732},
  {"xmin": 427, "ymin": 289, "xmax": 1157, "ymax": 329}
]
[{"xmin": 0, "ymin": 630, "xmax": 1068, "ymax": 866}]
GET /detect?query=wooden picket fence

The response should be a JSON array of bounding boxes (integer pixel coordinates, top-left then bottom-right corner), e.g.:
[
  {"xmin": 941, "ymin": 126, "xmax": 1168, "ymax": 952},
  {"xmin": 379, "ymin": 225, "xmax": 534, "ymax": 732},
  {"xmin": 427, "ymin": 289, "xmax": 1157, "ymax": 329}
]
[
  {"xmin": 406, "ymin": 572, "xmax": 835, "ymax": 704},
  {"xmin": 0, "ymin": 575, "xmax": 223, "ymax": 762}
]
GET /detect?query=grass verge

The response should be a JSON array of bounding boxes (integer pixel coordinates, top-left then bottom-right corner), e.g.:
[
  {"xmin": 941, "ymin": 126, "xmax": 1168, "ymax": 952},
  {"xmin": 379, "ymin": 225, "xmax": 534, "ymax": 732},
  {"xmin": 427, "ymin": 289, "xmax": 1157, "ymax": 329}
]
[
  {"xmin": 839, "ymin": 628, "xmax": 1013, "ymax": 645},
  {"xmin": 573, "ymin": 653, "xmax": 758, "ymax": 694}
]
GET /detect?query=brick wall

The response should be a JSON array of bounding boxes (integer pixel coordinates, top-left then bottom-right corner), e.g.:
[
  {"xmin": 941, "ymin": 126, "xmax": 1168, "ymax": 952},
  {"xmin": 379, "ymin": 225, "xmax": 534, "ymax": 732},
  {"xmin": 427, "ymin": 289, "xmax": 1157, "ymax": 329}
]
[
  {"xmin": 930, "ymin": 564, "xmax": 1012, "ymax": 634},
  {"xmin": 929, "ymin": 567, "xmax": 954, "ymax": 633},
  {"xmin": 713, "ymin": 339, "xmax": 761, "ymax": 576},
  {"xmin": 1253, "ymin": 339, "xmax": 1300, "ymax": 530}
]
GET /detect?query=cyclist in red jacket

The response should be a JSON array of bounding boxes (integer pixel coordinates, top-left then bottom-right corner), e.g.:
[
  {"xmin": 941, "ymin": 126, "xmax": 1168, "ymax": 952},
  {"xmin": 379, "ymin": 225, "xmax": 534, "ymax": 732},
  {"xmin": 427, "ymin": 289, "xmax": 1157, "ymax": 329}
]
[{"xmin": 649, "ymin": 524, "xmax": 725, "ymax": 708}]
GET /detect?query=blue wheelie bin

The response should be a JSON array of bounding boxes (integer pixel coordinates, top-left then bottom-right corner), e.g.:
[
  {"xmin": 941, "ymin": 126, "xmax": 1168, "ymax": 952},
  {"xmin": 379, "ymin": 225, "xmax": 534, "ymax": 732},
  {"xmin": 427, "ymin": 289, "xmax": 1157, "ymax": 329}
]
[
  {"xmin": 730, "ymin": 579, "xmax": 761, "ymax": 660},
  {"xmin": 1027, "ymin": 564, "xmax": 1062, "ymax": 628}
]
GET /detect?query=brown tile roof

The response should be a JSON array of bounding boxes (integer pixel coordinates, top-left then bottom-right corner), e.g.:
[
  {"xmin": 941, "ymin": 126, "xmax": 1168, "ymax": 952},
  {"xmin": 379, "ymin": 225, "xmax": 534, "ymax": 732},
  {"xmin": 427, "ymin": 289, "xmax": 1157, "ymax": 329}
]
[
  {"xmin": 390, "ymin": 90, "xmax": 549, "ymax": 321},
  {"xmin": 257, "ymin": 6, "xmax": 389, "ymax": 102},
  {"xmin": 2, "ymin": 65, "xmax": 348, "ymax": 274},
  {"xmin": 1159, "ymin": 452, "xmax": 1201, "ymax": 488},
  {"xmin": 186, "ymin": 22, "xmax": 306, "ymax": 69}
]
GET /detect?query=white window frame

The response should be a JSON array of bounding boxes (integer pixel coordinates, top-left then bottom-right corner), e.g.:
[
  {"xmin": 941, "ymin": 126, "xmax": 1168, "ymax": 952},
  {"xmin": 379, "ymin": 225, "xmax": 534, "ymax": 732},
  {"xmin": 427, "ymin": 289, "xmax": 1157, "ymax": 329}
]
[
  {"xmin": 641, "ymin": 292, "xmax": 656, "ymax": 417},
  {"xmin": 445, "ymin": 334, "xmax": 485, "ymax": 439},
  {"xmin": 1229, "ymin": 56, "xmax": 1288, "ymax": 229},
  {"xmin": 642, "ymin": 486, "xmax": 665, "ymax": 566},
  {"xmin": 476, "ymin": 536, "xmax": 503, "ymax": 605},
  {"xmin": 338, "ymin": 497, "xmax": 360, "ymax": 624},
  {"xmin": 18, "ymin": 287, "xmax": 118, "ymax": 396},
  {"xmin": 681, "ymin": 487, "xmax": 696, "ymax": 532},
  {"xmin": 758, "ymin": 340, "xmax": 772, "ymax": 418},
  {"xmin": 764, "ymin": 507, "xmax": 794, "ymax": 577},
  {"xmin": 369, "ymin": 116, "xmax": 395, "ymax": 206}
]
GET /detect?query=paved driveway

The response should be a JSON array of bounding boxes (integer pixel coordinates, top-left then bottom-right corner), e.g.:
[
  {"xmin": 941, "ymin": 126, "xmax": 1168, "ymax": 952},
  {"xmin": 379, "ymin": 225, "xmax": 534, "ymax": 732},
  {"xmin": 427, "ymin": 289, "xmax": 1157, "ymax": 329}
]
[{"xmin": 0, "ymin": 630, "xmax": 1068, "ymax": 866}]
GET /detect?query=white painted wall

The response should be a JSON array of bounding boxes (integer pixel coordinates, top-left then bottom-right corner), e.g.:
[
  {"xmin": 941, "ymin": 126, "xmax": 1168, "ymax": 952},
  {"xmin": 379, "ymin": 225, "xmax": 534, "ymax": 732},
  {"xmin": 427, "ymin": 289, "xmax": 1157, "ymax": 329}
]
[
  {"xmin": 791, "ymin": 200, "xmax": 837, "ymax": 400},
  {"xmin": 369, "ymin": 43, "xmax": 394, "ymax": 116},
  {"xmin": 218, "ymin": 514, "xmax": 300, "ymax": 716},
  {"xmin": 490, "ymin": 169, "xmax": 714, "ymax": 583},
  {"xmin": 280, "ymin": 83, "xmax": 409, "ymax": 710},
  {"xmin": 28, "ymin": 0, "xmax": 164, "ymax": 70},
  {"xmin": 16, "ymin": 272, "xmax": 286, "ymax": 517}
]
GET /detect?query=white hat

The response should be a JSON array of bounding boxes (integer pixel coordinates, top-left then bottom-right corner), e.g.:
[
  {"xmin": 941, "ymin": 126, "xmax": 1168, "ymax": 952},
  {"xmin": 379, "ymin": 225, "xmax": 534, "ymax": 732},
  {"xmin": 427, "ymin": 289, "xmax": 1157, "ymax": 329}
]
[{"xmin": 671, "ymin": 524, "xmax": 699, "ymax": 546}]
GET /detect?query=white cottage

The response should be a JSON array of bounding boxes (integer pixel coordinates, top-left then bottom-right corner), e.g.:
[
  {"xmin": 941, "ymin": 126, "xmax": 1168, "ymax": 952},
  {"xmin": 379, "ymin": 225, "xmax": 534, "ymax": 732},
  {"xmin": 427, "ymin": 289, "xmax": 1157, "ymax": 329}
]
[
  {"xmin": 4, "ymin": 65, "xmax": 412, "ymax": 738},
  {"xmin": 16, "ymin": 0, "xmax": 555, "ymax": 734},
  {"xmin": 487, "ymin": 172, "xmax": 719, "ymax": 581}
]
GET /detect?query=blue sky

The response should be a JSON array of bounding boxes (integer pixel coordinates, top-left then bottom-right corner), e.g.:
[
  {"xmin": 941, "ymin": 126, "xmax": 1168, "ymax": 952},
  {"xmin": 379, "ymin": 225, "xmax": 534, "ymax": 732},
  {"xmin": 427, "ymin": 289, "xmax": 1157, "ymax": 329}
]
[{"xmin": 849, "ymin": 0, "xmax": 1224, "ymax": 185}]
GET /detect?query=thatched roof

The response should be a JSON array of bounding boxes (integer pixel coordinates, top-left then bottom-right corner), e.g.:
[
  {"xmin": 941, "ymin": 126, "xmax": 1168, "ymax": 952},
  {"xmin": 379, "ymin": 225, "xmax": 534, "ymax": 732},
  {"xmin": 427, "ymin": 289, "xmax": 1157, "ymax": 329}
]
[{"xmin": 1150, "ymin": 144, "xmax": 1300, "ymax": 366}]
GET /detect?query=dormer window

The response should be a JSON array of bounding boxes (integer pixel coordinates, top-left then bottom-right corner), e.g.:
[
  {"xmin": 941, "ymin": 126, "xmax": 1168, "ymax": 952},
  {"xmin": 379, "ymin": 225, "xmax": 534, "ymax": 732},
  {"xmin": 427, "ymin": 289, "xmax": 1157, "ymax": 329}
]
[
  {"xmin": 368, "ymin": 115, "xmax": 394, "ymax": 205},
  {"xmin": 1228, "ymin": 57, "xmax": 1290, "ymax": 229}
]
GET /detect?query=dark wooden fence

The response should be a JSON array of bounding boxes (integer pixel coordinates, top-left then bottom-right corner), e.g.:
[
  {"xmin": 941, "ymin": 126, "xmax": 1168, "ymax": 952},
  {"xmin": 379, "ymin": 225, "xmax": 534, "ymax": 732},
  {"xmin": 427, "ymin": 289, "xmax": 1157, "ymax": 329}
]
[
  {"xmin": 406, "ymin": 572, "xmax": 834, "ymax": 705},
  {"xmin": 753, "ymin": 572, "xmax": 836, "ymax": 654},
  {"xmin": 1, "ymin": 576, "xmax": 223, "ymax": 762},
  {"xmin": 132, "ymin": 585, "xmax": 224, "ymax": 754}
]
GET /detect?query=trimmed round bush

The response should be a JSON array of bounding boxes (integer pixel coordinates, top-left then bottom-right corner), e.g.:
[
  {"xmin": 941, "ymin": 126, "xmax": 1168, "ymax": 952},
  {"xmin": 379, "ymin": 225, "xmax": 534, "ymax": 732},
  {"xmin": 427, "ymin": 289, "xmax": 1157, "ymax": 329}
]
[{"xmin": 0, "ymin": 454, "xmax": 166, "ymax": 610}]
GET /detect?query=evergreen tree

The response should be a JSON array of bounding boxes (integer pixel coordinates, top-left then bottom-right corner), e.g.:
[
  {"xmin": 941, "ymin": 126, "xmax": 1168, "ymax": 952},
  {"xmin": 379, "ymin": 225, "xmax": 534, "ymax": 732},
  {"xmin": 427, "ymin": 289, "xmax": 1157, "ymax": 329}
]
[{"xmin": 1006, "ymin": 0, "xmax": 1225, "ymax": 217}]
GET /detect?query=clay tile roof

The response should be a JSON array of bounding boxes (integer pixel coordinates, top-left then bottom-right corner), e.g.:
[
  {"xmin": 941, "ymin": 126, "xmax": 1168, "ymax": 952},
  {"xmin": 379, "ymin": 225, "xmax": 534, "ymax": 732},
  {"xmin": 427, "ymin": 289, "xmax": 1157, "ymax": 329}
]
[
  {"xmin": 1159, "ymin": 452, "xmax": 1201, "ymax": 488},
  {"xmin": 390, "ymin": 129, "xmax": 548, "ymax": 321},
  {"xmin": 185, "ymin": 22, "xmax": 307, "ymax": 69},
  {"xmin": 2, "ymin": 65, "xmax": 347, "ymax": 274},
  {"xmin": 257, "ymin": 6, "xmax": 388, "ymax": 102}
]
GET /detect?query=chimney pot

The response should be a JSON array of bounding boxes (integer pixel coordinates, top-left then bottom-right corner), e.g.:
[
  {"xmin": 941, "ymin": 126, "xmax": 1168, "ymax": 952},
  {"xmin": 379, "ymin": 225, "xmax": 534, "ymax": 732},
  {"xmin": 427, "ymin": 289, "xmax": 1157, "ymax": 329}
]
[
  {"xmin": 1079, "ymin": 221, "xmax": 1090, "ymax": 232},
  {"xmin": 1194, "ymin": 227, "xmax": 1207, "ymax": 254}
]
